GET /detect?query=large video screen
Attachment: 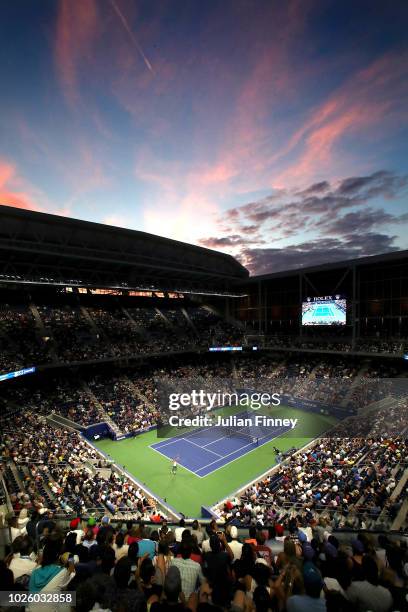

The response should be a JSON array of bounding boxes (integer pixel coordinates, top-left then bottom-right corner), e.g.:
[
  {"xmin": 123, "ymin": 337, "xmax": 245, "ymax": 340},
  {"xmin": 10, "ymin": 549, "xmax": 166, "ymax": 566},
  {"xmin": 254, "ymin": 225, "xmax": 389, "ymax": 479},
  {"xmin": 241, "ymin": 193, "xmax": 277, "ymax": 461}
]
[{"xmin": 302, "ymin": 296, "xmax": 346, "ymax": 326}]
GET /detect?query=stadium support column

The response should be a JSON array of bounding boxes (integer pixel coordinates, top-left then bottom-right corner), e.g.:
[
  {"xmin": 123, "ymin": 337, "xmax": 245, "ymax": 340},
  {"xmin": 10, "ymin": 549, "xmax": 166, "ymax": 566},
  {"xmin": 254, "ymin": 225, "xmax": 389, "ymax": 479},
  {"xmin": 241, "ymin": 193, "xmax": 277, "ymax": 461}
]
[
  {"xmin": 258, "ymin": 280, "xmax": 262, "ymax": 333},
  {"xmin": 352, "ymin": 264, "xmax": 356, "ymax": 350},
  {"xmin": 299, "ymin": 272, "xmax": 303, "ymax": 338}
]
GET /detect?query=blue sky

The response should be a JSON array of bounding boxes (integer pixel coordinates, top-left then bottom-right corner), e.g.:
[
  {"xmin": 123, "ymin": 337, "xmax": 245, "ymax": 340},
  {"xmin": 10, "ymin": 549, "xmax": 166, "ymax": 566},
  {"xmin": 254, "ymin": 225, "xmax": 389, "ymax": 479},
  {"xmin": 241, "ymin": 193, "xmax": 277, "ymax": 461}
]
[{"xmin": 0, "ymin": 0, "xmax": 407, "ymax": 273}]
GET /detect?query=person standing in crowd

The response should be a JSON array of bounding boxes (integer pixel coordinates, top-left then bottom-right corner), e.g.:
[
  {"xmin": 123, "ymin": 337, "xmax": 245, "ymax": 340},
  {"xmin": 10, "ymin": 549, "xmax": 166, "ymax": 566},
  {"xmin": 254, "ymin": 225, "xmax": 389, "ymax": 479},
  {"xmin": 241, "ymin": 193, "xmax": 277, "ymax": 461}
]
[
  {"xmin": 227, "ymin": 526, "xmax": 243, "ymax": 562},
  {"xmin": 8, "ymin": 535, "xmax": 37, "ymax": 583},
  {"xmin": 170, "ymin": 541, "xmax": 205, "ymax": 598},
  {"xmin": 174, "ymin": 518, "xmax": 186, "ymax": 543},
  {"xmin": 28, "ymin": 535, "xmax": 75, "ymax": 609}
]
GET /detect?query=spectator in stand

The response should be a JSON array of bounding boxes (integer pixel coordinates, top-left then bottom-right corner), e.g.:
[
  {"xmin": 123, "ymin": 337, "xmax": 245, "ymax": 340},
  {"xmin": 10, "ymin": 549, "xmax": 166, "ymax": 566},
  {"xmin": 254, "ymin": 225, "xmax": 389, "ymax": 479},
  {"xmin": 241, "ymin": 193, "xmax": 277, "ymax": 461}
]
[
  {"xmin": 203, "ymin": 533, "xmax": 233, "ymax": 586},
  {"xmin": 265, "ymin": 525, "xmax": 284, "ymax": 558},
  {"xmin": 139, "ymin": 557, "xmax": 163, "ymax": 601},
  {"xmin": 191, "ymin": 520, "xmax": 205, "ymax": 546},
  {"xmin": 255, "ymin": 531, "xmax": 273, "ymax": 566},
  {"xmin": 153, "ymin": 540, "xmax": 173, "ymax": 585},
  {"xmin": 113, "ymin": 557, "xmax": 146, "ymax": 610},
  {"xmin": 347, "ymin": 555, "xmax": 393, "ymax": 612},
  {"xmin": 0, "ymin": 510, "xmax": 404, "ymax": 612},
  {"xmin": 170, "ymin": 541, "xmax": 205, "ymax": 598},
  {"xmin": 112, "ymin": 531, "xmax": 129, "ymax": 561},
  {"xmin": 245, "ymin": 525, "xmax": 258, "ymax": 546},
  {"xmin": 29, "ymin": 535, "xmax": 75, "ymax": 597},
  {"xmin": 82, "ymin": 529, "xmax": 97, "ymax": 550},
  {"xmin": 227, "ymin": 526, "xmax": 243, "ymax": 561},
  {"xmin": 174, "ymin": 518, "xmax": 186, "ymax": 543},
  {"xmin": 67, "ymin": 517, "xmax": 84, "ymax": 545},
  {"xmin": 8, "ymin": 535, "xmax": 37, "ymax": 583},
  {"xmin": 137, "ymin": 530, "xmax": 157, "ymax": 560},
  {"xmin": 286, "ymin": 563, "xmax": 326, "ymax": 612},
  {"xmin": 7, "ymin": 514, "xmax": 27, "ymax": 542},
  {"xmin": 150, "ymin": 566, "xmax": 184, "ymax": 612}
]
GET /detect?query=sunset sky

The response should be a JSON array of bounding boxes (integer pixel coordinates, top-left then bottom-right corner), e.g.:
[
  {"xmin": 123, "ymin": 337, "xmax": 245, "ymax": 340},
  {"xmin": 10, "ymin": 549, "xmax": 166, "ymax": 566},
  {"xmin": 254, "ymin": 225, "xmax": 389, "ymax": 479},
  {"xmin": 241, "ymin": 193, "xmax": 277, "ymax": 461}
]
[{"xmin": 1, "ymin": 0, "xmax": 407, "ymax": 274}]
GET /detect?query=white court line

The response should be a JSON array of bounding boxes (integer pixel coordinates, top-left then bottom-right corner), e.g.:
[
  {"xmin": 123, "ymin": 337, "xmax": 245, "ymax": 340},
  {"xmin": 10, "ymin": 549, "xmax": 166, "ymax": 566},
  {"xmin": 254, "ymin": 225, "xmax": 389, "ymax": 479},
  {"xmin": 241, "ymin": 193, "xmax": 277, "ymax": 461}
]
[
  {"xmin": 196, "ymin": 426, "xmax": 292, "ymax": 476},
  {"xmin": 183, "ymin": 438, "xmax": 222, "ymax": 457},
  {"xmin": 153, "ymin": 437, "xmax": 185, "ymax": 450},
  {"xmin": 152, "ymin": 409, "xmax": 250, "ymax": 450},
  {"xmin": 151, "ymin": 424, "xmax": 292, "ymax": 480},
  {"xmin": 201, "ymin": 410, "xmax": 252, "ymax": 447},
  {"xmin": 152, "ymin": 411, "xmax": 290, "ymax": 477},
  {"xmin": 195, "ymin": 431, "xmax": 271, "ymax": 474},
  {"xmin": 203, "ymin": 418, "xmax": 279, "ymax": 449},
  {"xmin": 196, "ymin": 428, "xmax": 292, "ymax": 477},
  {"xmin": 152, "ymin": 431, "xmax": 223, "ymax": 454},
  {"xmin": 153, "ymin": 422, "xmax": 224, "ymax": 449},
  {"xmin": 149, "ymin": 444, "xmax": 205, "ymax": 478},
  {"xmin": 202, "ymin": 435, "xmax": 229, "ymax": 447}
]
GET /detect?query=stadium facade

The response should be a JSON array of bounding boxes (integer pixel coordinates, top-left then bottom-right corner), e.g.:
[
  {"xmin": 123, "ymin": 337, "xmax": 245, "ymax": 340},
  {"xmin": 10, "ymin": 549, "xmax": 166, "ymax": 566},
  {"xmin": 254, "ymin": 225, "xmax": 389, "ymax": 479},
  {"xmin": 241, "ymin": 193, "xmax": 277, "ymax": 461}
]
[
  {"xmin": 0, "ymin": 205, "xmax": 248, "ymax": 295},
  {"xmin": 234, "ymin": 250, "xmax": 408, "ymax": 345},
  {"xmin": 0, "ymin": 206, "xmax": 407, "ymax": 525},
  {"xmin": 1, "ymin": 206, "xmax": 407, "ymax": 353}
]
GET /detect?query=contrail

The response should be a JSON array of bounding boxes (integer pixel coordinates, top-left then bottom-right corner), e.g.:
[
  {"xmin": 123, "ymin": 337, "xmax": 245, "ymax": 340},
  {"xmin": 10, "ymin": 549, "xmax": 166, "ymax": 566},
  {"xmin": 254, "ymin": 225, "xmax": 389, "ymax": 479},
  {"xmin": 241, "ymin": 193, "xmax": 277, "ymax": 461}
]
[{"xmin": 109, "ymin": 0, "xmax": 155, "ymax": 75}]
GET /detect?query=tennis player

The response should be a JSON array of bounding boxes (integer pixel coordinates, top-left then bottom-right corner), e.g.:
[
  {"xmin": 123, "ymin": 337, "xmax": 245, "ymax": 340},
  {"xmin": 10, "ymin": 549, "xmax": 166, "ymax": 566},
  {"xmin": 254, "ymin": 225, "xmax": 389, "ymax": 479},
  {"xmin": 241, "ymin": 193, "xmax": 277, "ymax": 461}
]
[{"xmin": 171, "ymin": 458, "xmax": 178, "ymax": 475}]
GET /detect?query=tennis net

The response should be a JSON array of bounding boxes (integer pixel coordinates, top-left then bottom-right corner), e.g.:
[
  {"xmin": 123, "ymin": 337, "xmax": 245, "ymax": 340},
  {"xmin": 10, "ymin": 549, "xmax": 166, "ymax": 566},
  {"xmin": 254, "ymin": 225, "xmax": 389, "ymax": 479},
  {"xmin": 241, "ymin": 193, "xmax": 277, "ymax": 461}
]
[{"xmin": 224, "ymin": 427, "xmax": 258, "ymax": 444}]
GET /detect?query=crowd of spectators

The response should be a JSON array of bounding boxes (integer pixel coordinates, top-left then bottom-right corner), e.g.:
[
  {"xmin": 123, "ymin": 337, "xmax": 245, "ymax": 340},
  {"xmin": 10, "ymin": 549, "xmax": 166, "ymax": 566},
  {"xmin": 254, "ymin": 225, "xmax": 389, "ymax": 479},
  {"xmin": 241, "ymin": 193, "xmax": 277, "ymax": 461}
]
[
  {"xmin": 2, "ymin": 299, "xmax": 408, "ymax": 376},
  {"xmin": 0, "ymin": 302, "xmax": 246, "ymax": 374},
  {"xmin": 218, "ymin": 438, "xmax": 407, "ymax": 532},
  {"xmin": 88, "ymin": 376, "xmax": 160, "ymax": 435},
  {"xmin": 0, "ymin": 353, "xmax": 405, "ymax": 435},
  {"xmin": 1, "ymin": 353, "xmax": 406, "ymax": 542},
  {"xmin": 38, "ymin": 306, "xmax": 101, "ymax": 363},
  {"xmin": 329, "ymin": 398, "xmax": 408, "ymax": 438},
  {"xmin": 0, "ymin": 410, "xmax": 167, "ymax": 521},
  {"xmin": 0, "ymin": 305, "xmax": 51, "ymax": 373},
  {"xmin": 1, "ymin": 515, "xmax": 407, "ymax": 611},
  {"xmin": 355, "ymin": 338, "xmax": 406, "ymax": 355},
  {"xmin": 33, "ymin": 382, "xmax": 102, "ymax": 426},
  {"xmin": 264, "ymin": 334, "xmax": 407, "ymax": 356},
  {"xmin": 1, "ymin": 300, "xmax": 407, "ymax": 610}
]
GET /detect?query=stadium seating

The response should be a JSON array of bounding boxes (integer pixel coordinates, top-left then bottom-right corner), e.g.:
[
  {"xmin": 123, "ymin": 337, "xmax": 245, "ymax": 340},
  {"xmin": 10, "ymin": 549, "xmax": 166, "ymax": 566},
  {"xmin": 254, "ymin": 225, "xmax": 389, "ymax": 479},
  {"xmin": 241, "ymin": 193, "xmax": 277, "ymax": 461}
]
[
  {"xmin": 1, "ymin": 299, "xmax": 407, "ymax": 609},
  {"xmin": 0, "ymin": 301, "xmax": 247, "ymax": 374}
]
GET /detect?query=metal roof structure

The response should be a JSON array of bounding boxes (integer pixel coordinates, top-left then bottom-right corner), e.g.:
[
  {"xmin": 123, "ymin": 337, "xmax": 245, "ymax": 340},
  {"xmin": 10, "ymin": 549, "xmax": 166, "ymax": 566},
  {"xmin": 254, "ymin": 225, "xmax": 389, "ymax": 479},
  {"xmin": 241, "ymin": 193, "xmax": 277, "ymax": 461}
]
[
  {"xmin": 1, "ymin": 205, "xmax": 407, "ymax": 295},
  {"xmin": 241, "ymin": 249, "xmax": 408, "ymax": 284},
  {"xmin": 0, "ymin": 206, "xmax": 248, "ymax": 294}
]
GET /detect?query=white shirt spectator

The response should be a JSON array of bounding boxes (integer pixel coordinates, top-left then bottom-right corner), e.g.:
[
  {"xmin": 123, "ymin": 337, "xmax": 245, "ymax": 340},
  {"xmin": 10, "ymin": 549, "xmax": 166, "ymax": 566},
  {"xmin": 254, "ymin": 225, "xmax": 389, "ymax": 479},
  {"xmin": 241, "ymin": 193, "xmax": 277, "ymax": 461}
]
[
  {"xmin": 9, "ymin": 554, "xmax": 37, "ymax": 580},
  {"xmin": 347, "ymin": 581, "xmax": 393, "ymax": 612},
  {"xmin": 229, "ymin": 540, "xmax": 243, "ymax": 561},
  {"xmin": 174, "ymin": 526, "xmax": 186, "ymax": 542}
]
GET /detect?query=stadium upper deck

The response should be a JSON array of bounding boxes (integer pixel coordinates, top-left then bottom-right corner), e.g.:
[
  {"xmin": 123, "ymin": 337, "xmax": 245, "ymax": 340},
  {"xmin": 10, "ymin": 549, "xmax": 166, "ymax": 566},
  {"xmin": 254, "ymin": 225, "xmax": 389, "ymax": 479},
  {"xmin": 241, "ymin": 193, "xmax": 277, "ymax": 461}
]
[
  {"xmin": 1, "ymin": 207, "xmax": 407, "ymax": 355},
  {"xmin": 0, "ymin": 206, "xmax": 248, "ymax": 295},
  {"xmin": 233, "ymin": 250, "xmax": 408, "ymax": 344}
]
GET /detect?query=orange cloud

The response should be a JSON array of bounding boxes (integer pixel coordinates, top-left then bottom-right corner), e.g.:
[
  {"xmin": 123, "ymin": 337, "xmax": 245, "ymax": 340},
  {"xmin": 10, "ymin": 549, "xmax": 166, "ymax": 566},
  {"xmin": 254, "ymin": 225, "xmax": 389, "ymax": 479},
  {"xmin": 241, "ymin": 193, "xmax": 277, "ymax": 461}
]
[
  {"xmin": 0, "ymin": 159, "xmax": 42, "ymax": 211},
  {"xmin": 135, "ymin": 151, "xmax": 222, "ymax": 244}
]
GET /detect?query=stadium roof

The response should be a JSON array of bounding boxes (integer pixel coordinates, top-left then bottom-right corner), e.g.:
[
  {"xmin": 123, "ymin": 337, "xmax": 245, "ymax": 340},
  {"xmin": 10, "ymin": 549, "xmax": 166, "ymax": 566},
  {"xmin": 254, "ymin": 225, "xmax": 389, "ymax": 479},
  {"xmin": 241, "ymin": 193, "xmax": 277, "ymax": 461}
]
[
  {"xmin": 0, "ymin": 206, "xmax": 248, "ymax": 294},
  {"xmin": 1, "ymin": 206, "xmax": 406, "ymax": 294},
  {"xmin": 243, "ymin": 249, "xmax": 408, "ymax": 283}
]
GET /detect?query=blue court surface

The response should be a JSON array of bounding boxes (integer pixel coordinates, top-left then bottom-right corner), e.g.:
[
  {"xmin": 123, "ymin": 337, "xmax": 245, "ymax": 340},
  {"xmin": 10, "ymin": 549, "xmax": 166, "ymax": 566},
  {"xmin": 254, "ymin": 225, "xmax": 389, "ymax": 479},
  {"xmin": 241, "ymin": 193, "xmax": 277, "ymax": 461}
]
[{"xmin": 150, "ymin": 410, "xmax": 292, "ymax": 477}]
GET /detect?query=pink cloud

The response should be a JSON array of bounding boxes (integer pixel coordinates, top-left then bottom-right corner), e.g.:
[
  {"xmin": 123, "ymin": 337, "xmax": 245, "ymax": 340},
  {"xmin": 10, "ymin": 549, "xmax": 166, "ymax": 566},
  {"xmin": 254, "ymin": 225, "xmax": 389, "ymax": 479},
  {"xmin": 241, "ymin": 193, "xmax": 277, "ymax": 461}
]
[
  {"xmin": 55, "ymin": 0, "xmax": 99, "ymax": 108},
  {"xmin": 272, "ymin": 51, "xmax": 408, "ymax": 187},
  {"xmin": 0, "ymin": 159, "xmax": 42, "ymax": 212}
]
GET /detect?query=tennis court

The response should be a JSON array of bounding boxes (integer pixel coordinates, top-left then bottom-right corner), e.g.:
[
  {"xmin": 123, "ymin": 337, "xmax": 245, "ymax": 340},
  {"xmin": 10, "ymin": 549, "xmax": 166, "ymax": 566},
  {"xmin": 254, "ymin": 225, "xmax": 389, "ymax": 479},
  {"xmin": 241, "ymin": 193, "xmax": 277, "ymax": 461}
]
[
  {"xmin": 150, "ymin": 410, "xmax": 292, "ymax": 477},
  {"xmin": 302, "ymin": 301, "xmax": 346, "ymax": 325},
  {"xmin": 95, "ymin": 405, "xmax": 337, "ymax": 515}
]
